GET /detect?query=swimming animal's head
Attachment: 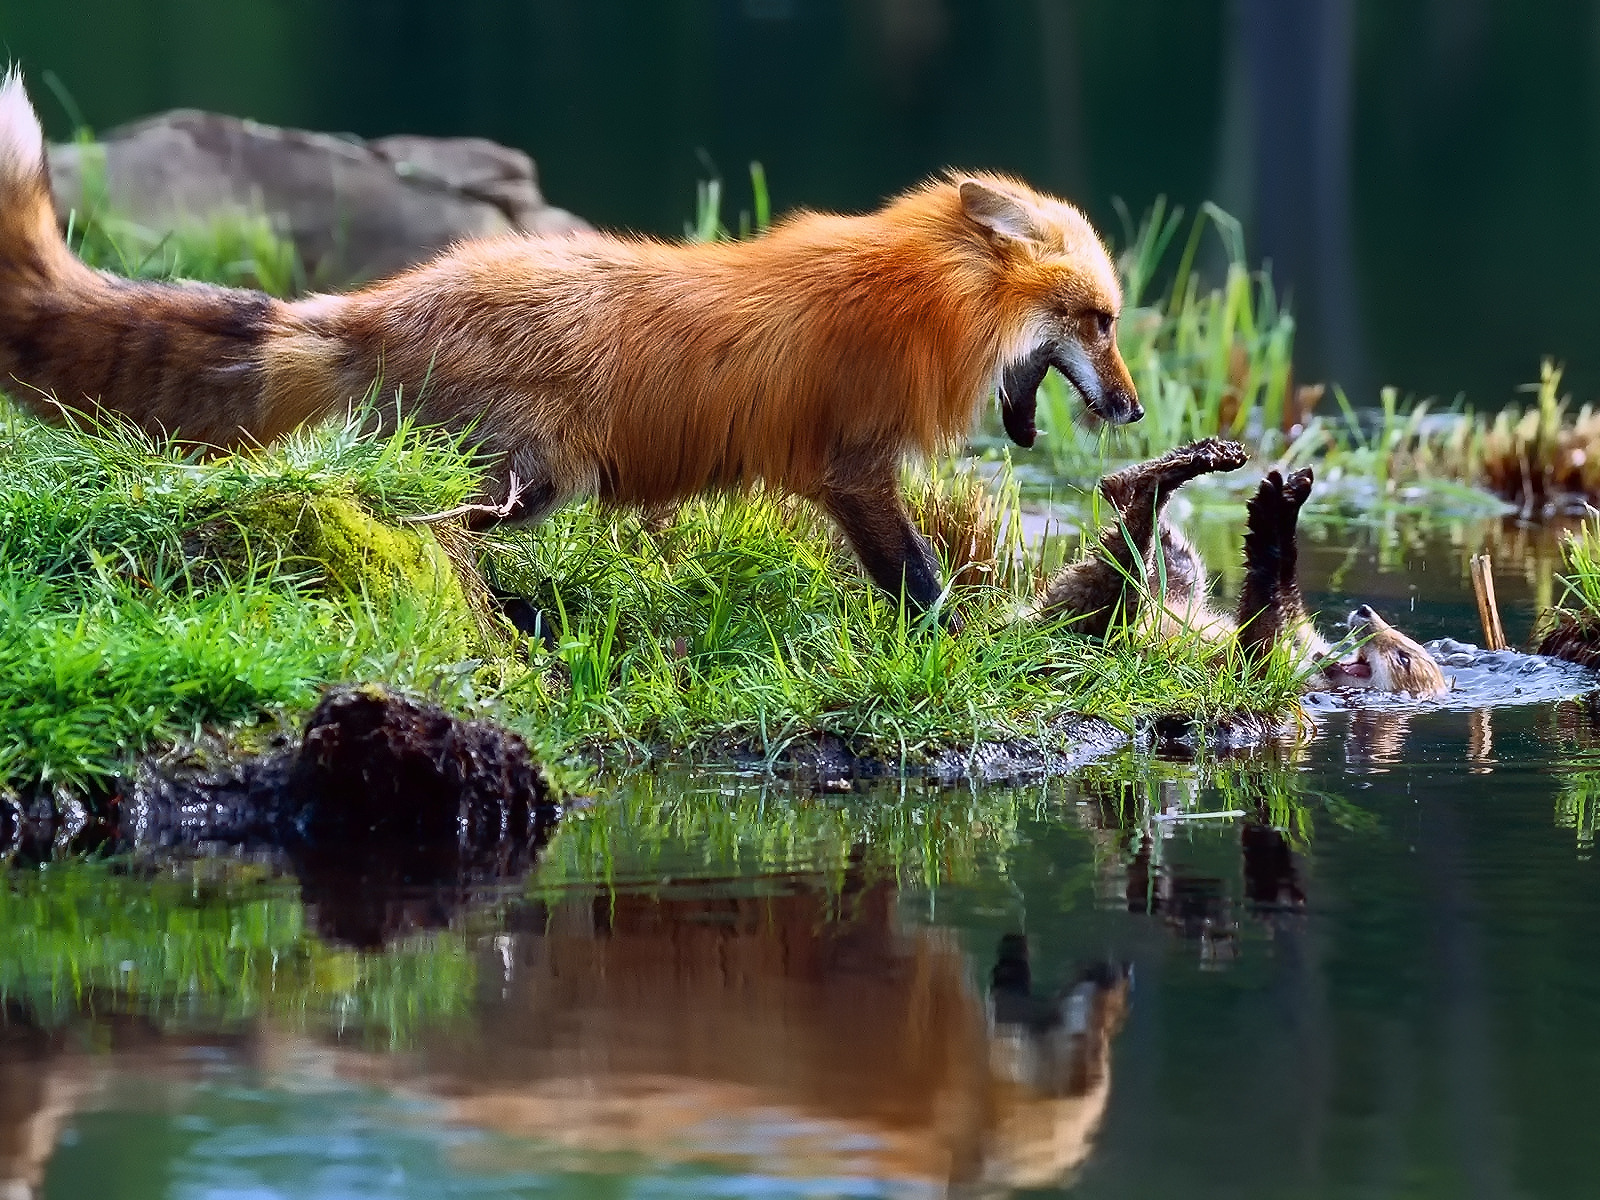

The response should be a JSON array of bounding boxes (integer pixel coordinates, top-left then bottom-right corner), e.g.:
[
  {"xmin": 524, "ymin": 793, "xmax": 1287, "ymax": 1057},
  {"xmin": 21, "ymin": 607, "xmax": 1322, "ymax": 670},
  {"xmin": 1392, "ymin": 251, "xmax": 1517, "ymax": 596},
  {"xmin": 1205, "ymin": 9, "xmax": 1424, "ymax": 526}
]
[{"xmin": 1322, "ymin": 605, "xmax": 1450, "ymax": 699}]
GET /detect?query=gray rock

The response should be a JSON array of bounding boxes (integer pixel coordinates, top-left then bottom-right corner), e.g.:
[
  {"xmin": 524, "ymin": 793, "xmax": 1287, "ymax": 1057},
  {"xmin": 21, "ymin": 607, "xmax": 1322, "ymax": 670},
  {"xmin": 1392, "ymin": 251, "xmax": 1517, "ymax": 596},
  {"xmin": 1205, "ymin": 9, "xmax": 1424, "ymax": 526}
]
[{"xmin": 46, "ymin": 110, "xmax": 590, "ymax": 285}]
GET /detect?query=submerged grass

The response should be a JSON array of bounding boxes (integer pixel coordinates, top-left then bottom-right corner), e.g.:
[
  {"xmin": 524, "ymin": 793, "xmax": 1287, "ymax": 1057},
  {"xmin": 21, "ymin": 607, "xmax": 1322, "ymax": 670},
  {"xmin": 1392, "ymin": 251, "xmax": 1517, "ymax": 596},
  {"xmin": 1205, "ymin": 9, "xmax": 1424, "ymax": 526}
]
[{"xmin": 534, "ymin": 770, "xmax": 1038, "ymax": 896}]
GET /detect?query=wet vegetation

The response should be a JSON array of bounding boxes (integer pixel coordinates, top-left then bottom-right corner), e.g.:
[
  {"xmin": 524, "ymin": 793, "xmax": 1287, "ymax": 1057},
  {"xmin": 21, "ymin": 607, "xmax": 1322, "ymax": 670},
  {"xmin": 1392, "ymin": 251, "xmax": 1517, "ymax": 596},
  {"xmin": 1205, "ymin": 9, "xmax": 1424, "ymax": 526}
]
[
  {"xmin": 0, "ymin": 856, "xmax": 478, "ymax": 1043},
  {"xmin": 1533, "ymin": 513, "xmax": 1600, "ymax": 666}
]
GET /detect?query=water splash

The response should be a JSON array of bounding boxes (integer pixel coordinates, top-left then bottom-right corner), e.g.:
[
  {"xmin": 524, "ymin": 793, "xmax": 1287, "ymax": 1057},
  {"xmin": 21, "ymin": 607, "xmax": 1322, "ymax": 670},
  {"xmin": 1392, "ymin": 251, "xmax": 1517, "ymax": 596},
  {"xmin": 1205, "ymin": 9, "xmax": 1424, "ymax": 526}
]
[{"xmin": 1304, "ymin": 639, "xmax": 1597, "ymax": 712}]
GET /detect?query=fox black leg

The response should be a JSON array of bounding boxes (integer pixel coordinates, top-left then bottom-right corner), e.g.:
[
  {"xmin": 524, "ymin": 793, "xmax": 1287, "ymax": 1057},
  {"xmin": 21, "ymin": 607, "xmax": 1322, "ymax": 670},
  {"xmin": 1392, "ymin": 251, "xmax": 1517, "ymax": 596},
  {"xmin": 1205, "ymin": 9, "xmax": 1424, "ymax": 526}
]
[
  {"xmin": 820, "ymin": 480, "xmax": 957, "ymax": 632},
  {"xmin": 465, "ymin": 461, "xmax": 562, "ymax": 648}
]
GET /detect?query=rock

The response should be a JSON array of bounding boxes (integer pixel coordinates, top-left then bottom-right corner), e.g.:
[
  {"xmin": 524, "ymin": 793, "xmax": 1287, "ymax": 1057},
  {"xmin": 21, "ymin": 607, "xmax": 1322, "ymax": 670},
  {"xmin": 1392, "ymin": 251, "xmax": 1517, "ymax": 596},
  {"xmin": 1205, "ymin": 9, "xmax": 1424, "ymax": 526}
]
[
  {"xmin": 47, "ymin": 110, "xmax": 590, "ymax": 284},
  {"xmin": 717, "ymin": 712, "xmax": 1131, "ymax": 788}
]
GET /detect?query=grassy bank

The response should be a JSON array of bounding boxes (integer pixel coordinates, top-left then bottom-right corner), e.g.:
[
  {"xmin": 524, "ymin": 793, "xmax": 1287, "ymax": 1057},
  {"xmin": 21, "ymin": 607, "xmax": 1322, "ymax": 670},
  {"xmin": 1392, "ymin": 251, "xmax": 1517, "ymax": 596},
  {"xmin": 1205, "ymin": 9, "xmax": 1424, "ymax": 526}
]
[
  {"xmin": 0, "ymin": 408, "xmax": 1304, "ymax": 797},
  {"xmin": 28, "ymin": 178, "xmax": 1576, "ymax": 798},
  {"xmin": 1532, "ymin": 514, "xmax": 1600, "ymax": 665}
]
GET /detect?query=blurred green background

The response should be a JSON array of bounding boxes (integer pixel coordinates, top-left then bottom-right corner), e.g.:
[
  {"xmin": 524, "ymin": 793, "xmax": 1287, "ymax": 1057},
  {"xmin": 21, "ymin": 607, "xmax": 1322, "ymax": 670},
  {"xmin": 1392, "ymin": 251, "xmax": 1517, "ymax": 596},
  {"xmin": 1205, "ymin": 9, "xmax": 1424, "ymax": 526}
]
[{"xmin": 5, "ymin": 0, "xmax": 1597, "ymax": 407}]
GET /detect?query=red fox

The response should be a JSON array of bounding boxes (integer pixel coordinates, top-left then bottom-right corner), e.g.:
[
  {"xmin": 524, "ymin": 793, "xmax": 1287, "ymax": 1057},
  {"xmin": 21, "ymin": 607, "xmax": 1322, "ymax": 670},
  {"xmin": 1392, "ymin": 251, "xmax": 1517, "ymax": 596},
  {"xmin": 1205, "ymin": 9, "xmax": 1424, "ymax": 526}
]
[
  {"xmin": 1035, "ymin": 439, "xmax": 1450, "ymax": 698},
  {"xmin": 0, "ymin": 72, "xmax": 1139, "ymax": 619}
]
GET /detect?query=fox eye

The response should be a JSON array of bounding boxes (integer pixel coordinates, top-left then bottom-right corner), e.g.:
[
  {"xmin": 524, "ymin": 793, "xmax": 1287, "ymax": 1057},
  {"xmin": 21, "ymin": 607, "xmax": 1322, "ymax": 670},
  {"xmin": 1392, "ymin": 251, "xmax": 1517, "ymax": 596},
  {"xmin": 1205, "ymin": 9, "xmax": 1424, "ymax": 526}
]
[
  {"xmin": 1395, "ymin": 651, "xmax": 1411, "ymax": 669},
  {"xmin": 1094, "ymin": 311, "xmax": 1113, "ymax": 338}
]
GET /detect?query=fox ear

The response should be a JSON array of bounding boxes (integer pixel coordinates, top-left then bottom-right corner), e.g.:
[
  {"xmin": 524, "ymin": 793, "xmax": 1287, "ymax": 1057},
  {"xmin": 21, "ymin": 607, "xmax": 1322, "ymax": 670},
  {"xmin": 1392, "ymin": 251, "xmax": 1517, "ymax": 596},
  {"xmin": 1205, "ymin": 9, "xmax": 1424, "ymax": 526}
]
[{"xmin": 959, "ymin": 179, "xmax": 1047, "ymax": 244}]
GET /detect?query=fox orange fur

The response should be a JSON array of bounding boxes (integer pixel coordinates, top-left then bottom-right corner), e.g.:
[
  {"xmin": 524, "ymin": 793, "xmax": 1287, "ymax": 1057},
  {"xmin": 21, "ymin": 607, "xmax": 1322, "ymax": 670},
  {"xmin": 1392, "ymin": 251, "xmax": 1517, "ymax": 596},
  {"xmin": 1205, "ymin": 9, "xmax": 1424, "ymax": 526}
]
[{"xmin": 0, "ymin": 72, "xmax": 1139, "ymax": 617}]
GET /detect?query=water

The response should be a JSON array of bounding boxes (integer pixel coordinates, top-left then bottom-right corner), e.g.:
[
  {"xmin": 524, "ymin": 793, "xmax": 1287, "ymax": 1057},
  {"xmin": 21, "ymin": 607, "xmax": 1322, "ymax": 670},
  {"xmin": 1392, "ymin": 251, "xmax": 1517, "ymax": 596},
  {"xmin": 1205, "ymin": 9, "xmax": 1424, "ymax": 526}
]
[
  {"xmin": 8, "ymin": 1, "xmax": 1600, "ymax": 405},
  {"xmin": 5, "ymin": 510, "xmax": 1600, "ymax": 1198}
]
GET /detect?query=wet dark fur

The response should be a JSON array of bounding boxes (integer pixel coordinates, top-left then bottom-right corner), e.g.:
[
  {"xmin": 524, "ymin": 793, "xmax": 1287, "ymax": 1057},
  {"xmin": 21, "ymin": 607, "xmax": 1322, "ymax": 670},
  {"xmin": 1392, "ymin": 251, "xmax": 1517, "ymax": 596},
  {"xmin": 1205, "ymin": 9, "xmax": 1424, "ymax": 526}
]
[
  {"xmin": 1035, "ymin": 443, "xmax": 1452, "ymax": 698},
  {"xmin": 1035, "ymin": 439, "xmax": 1326, "ymax": 664},
  {"xmin": 1035, "ymin": 439, "xmax": 1249, "ymax": 638}
]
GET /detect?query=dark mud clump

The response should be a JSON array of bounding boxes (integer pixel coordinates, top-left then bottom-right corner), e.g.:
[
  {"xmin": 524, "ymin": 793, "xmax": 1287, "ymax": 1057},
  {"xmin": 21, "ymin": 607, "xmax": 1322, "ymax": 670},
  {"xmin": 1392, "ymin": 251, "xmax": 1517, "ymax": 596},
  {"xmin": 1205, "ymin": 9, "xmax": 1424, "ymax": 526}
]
[
  {"xmin": 6, "ymin": 686, "xmax": 560, "ymax": 946},
  {"xmin": 287, "ymin": 685, "xmax": 552, "ymax": 847},
  {"xmin": 122, "ymin": 685, "xmax": 557, "ymax": 855},
  {"xmin": 1533, "ymin": 611, "xmax": 1600, "ymax": 670},
  {"xmin": 1143, "ymin": 711, "xmax": 1302, "ymax": 758}
]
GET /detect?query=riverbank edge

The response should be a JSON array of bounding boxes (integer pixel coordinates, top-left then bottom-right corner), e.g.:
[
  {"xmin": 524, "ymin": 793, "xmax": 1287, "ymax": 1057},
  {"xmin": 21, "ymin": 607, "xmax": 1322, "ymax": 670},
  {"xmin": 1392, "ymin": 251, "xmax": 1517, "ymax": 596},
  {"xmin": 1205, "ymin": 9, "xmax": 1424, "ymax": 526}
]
[{"xmin": 2, "ymin": 694, "xmax": 1303, "ymax": 864}]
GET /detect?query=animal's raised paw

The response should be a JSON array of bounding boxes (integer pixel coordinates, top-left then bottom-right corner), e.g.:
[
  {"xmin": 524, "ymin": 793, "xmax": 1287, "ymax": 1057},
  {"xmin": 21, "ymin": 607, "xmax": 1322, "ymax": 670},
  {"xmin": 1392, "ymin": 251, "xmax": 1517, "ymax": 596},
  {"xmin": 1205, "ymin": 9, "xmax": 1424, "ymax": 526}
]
[
  {"xmin": 1246, "ymin": 470, "xmax": 1289, "ymax": 526},
  {"xmin": 1282, "ymin": 466, "xmax": 1314, "ymax": 510},
  {"xmin": 1189, "ymin": 438, "xmax": 1250, "ymax": 473},
  {"xmin": 1151, "ymin": 437, "xmax": 1250, "ymax": 483}
]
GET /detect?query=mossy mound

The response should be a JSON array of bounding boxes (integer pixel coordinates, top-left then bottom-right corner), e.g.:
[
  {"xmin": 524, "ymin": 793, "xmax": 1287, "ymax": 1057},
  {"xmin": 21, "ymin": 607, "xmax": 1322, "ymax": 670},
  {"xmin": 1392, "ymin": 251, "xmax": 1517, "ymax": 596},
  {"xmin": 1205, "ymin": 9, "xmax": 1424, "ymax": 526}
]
[{"xmin": 218, "ymin": 492, "xmax": 484, "ymax": 659}]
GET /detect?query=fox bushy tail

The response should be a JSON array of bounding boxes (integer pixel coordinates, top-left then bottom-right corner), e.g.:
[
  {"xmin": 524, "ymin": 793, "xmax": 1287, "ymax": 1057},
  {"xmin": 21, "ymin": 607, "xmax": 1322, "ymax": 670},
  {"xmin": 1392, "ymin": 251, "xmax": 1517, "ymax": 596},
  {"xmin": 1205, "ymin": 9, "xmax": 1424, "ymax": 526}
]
[{"xmin": 0, "ymin": 70, "xmax": 349, "ymax": 447}]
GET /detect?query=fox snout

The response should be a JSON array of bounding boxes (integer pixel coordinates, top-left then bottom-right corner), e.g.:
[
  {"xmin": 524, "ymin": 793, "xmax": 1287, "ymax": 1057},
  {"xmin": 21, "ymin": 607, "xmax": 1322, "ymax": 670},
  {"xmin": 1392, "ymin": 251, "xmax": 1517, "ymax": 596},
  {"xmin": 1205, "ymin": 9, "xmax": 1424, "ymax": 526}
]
[
  {"xmin": 998, "ymin": 339, "xmax": 1142, "ymax": 448},
  {"xmin": 1060, "ymin": 337, "xmax": 1142, "ymax": 426}
]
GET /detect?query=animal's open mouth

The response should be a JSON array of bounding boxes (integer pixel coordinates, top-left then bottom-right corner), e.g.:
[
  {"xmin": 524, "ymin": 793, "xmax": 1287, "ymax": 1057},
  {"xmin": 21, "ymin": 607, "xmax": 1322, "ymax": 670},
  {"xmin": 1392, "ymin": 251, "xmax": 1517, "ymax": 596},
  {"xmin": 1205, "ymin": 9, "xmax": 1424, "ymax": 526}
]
[
  {"xmin": 998, "ymin": 345, "xmax": 1142, "ymax": 448},
  {"xmin": 999, "ymin": 347, "xmax": 1049, "ymax": 448},
  {"xmin": 1325, "ymin": 656, "xmax": 1374, "ymax": 683}
]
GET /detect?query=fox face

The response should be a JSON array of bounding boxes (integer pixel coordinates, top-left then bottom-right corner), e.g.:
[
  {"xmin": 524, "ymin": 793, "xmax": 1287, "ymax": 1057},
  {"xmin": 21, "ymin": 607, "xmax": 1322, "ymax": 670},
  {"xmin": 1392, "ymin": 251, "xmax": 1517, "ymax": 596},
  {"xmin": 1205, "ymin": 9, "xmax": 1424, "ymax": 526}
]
[
  {"xmin": 1322, "ymin": 605, "xmax": 1450, "ymax": 698},
  {"xmin": 958, "ymin": 177, "xmax": 1142, "ymax": 447}
]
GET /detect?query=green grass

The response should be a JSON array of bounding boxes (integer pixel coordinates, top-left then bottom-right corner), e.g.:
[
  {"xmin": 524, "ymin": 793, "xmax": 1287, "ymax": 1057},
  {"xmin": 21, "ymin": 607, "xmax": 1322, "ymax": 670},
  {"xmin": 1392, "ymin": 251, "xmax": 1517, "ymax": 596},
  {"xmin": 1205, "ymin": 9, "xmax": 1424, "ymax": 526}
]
[
  {"xmin": 63, "ymin": 133, "xmax": 306, "ymax": 296},
  {"xmin": 0, "ymin": 398, "xmax": 1308, "ymax": 797},
  {"xmin": 484, "ymin": 487, "xmax": 1304, "ymax": 764},
  {"xmin": 1530, "ymin": 510, "xmax": 1600, "ymax": 665},
  {"xmin": 0, "ymin": 409, "xmax": 493, "ymax": 792},
  {"xmin": 1030, "ymin": 199, "xmax": 1300, "ymax": 476},
  {"xmin": 1551, "ymin": 514, "xmax": 1600, "ymax": 617}
]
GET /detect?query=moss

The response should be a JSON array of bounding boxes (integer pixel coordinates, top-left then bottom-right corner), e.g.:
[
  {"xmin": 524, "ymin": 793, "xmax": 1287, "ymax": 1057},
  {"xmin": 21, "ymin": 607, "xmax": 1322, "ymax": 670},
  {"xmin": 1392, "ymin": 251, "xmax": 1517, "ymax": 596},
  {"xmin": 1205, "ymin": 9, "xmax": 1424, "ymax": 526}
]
[{"xmin": 239, "ymin": 492, "xmax": 480, "ymax": 659}]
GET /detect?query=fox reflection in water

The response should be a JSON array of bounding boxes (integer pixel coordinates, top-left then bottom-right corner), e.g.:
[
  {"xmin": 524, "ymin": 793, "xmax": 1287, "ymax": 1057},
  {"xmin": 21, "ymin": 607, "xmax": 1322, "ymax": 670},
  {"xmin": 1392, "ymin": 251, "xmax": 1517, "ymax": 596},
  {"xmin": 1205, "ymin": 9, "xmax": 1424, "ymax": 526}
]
[
  {"xmin": 381, "ymin": 877, "xmax": 1130, "ymax": 1191},
  {"xmin": 0, "ymin": 870, "xmax": 1131, "ymax": 1196}
]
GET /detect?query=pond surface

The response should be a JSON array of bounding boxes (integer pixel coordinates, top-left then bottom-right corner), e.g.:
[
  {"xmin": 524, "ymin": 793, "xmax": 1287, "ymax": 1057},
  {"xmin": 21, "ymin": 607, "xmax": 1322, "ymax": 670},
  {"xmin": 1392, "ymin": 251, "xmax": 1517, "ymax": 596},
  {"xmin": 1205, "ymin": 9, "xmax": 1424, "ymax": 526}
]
[{"xmin": 6, "ymin": 509, "xmax": 1600, "ymax": 1199}]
